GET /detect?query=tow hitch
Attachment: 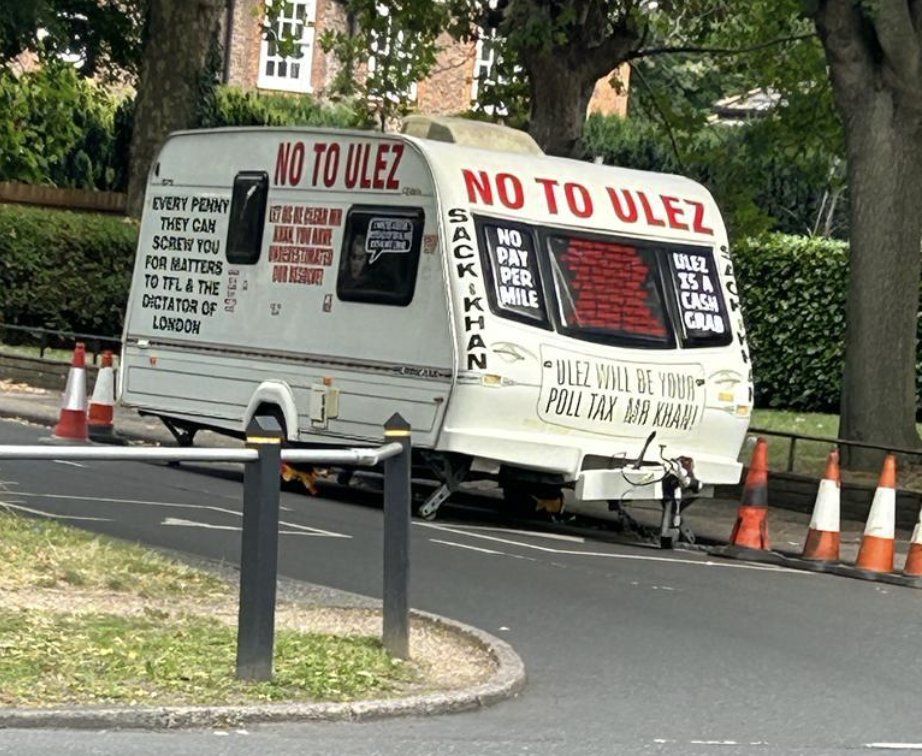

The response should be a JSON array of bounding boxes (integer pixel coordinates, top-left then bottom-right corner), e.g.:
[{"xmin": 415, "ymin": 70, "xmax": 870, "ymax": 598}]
[{"xmin": 659, "ymin": 453, "xmax": 703, "ymax": 549}]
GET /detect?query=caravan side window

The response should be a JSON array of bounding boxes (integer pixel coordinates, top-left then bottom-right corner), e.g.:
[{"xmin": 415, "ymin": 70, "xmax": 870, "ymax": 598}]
[
  {"xmin": 477, "ymin": 219, "xmax": 550, "ymax": 328},
  {"xmin": 336, "ymin": 207, "xmax": 424, "ymax": 306},
  {"xmin": 664, "ymin": 247, "xmax": 732, "ymax": 347},
  {"xmin": 226, "ymin": 172, "xmax": 269, "ymax": 265}
]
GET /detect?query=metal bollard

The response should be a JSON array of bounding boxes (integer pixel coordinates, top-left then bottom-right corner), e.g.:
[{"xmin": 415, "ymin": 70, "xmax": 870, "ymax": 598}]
[
  {"xmin": 235, "ymin": 415, "xmax": 284, "ymax": 681},
  {"xmin": 382, "ymin": 413, "xmax": 412, "ymax": 660}
]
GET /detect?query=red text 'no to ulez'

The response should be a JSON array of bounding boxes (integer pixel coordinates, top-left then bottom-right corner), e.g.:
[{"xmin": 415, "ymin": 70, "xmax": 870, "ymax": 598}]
[
  {"xmin": 462, "ymin": 169, "xmax": 714, "ymax": 236},
  {"xmin": 274, "ymin": 141, "xmax": 404, "ymax": 191}
]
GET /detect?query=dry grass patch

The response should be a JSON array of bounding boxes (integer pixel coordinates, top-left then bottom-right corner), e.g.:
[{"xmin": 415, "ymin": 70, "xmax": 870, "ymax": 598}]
[{"xmin": 0, "ymin": 511, "xmax": 485, "ymax": 707}]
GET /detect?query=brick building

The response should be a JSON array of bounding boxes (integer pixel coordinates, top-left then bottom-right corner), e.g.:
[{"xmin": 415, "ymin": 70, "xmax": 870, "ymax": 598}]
[{"xmin": 223, "ymin": 0, "xmax": 629, "ymax": 121}]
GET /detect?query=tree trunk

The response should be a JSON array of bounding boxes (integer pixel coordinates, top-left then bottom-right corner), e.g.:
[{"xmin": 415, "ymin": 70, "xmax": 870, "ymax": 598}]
[
  {"xmin": 525, "ymin": 53, "xmax": 597, "ymax": 157},
  {"xmin": 813, "ymin": 5, "xmax": 922, "ymax": 470},
  {"xmin": 836, "ymin": 96, "xmax": 922, "ymax": 469},
  {"xmin": 127, "ymin": 0, "xmax": 225, "ymax": 217}
]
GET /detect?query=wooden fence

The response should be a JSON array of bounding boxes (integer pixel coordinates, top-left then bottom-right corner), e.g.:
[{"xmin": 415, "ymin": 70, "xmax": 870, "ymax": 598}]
[{"xmin": 0, "ymin": 181, "xmax": 127, "ymax": 215}]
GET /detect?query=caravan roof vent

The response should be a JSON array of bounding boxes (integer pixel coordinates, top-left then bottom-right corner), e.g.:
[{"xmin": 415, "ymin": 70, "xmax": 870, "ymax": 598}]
[{"xmin": 401, "ymin": 115, "xmax": 543, "ymax": 155}]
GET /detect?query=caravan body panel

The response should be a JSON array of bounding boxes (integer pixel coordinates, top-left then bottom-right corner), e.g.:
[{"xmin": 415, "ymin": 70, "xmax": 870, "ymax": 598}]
[
  {"xmin": 121, "ymin": 125, "xmax": 752, "ymax": 507},
  {"xmin": 121, "ymin": 128, "xmax": 454, "ymax": 447},
  {"xmin": 410, "ymin": 139, "xmax": 752, "ymax": 493}
]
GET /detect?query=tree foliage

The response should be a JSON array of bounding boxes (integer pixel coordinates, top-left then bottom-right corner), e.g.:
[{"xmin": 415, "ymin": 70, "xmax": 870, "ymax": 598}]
[
  {"xmin": 312, "ymin": 0, "xmax": 450, "ymax": 129},
  {"xmin": 0, "ymin": 0, "xmax": 145, "ymax": 81},
  {"xmin": 449, "ymin": 0, "xmax": 648, "ymax": 154},
  {"xmin": 581, "ymin": 112, "xmax": 848, "ymax": 241},
  {"xmin": 0, "ymin": 59, "xmax": 125, "ymax": 190},
  {"xmin": 618, "ymin": 6, "xmax": 848, "ymax": 240}
]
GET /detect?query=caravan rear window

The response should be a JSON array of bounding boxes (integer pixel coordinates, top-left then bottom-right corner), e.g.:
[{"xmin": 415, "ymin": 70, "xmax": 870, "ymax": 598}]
[
  {"xmin": 547, "ymin": 235, "xmax": 670, "ymax": 345},
  {"xmin": 336, "ymin": 207, "xmax": 424, "ymax": 306},
  {"xmin": 474, "ymin": 216, "xmax": 732, "ymax": 349}
]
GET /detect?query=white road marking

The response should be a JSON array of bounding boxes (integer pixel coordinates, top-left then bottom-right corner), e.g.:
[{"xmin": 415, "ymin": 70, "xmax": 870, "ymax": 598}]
[
  {"xmin": 653, "ymin": 740, "xmax": 768, "ymax": 747},
  {"xmin": 16, "ymin": 491, "xmax": 224, "ymax": 507},
  {"xmin": 0, "ymin": 501, "xmax": 112, "ymax": 522},
  {"xmin": 276, "ymin": 520, "xmax": 350, "ymax": 538},
  {"xmin": 690, "ymin": 740, "xmax": 740, "ymax": 745},
  {"xmin": 53, "ymin": 460, "xmax": 86, "ymax": 468},
  {"xmin": 866, "ymin": 745, "xmax": 922, "ymax": 750},
  {"xmin": 11, "ymin": 492, "xmax": 350, "ymax": 538},
  {"xmin": 161, "ymin": 516, "xmax": 321, "ymax": 536},
  {"xmin": 417, "ymin": 522, "xmax": 814, "ymax": 574},
  {"xmin": 451, "ymin": 523, "xmax": 585, "ymax": 543},
  {"xmin": 163, "ymin": 517, "xmax": 240, "ymax": 532},
  {"xmin": 429, "ymin": 538, "xmax": 506, "ymax": 555}
]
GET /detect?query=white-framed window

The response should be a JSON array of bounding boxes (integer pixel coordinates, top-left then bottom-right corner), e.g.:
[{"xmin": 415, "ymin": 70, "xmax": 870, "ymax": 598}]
[
  {"xmin": 470, "ymin": 28, "xmax": 497, "ymax": 103},
  {"xmin": 470, "ymin": 27, "xmax": 508, "ymax": 116},
  {"xmin": 367, "ymin": 4, "xmax": 418, "ymax": 104},
  {"xmin": 258, "ymin": 1, "xmax": 317, "ymax": 94}
]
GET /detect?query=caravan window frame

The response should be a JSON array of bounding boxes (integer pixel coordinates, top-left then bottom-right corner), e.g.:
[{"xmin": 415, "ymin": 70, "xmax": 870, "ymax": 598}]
[
  {"xmin": 225, "ymin": 171, "xmax": 269, "ymax": 265},
  {"xmin": 475, "ymin": 218, "xmax": 551, "ymax": 330},
  {"xmin": 543, "ymin": 230, "xmax": 676, "ymax": 349},
  {"xmin": 335, "ymin": 205, "xmax": 425, "ymax": 307}
]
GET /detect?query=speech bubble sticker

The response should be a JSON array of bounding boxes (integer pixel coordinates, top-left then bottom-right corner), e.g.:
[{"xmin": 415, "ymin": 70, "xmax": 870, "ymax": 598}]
[{"xmin": 366, "ymin": 217, "xmax": 414, "ymax": 264}]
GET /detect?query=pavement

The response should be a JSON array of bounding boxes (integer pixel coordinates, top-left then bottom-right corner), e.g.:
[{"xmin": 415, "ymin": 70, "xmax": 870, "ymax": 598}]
[{"xmin": 0, "ymin": 380, "xmax": 919, "ymax": 729}]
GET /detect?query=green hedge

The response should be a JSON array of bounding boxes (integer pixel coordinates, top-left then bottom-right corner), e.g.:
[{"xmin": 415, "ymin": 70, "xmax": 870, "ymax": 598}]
[
  {"xmin": 734, "ymin": 233, "xmax": 848, "ymax": 412},
  {"xmin": 198, "ymin": 86, "xmax": 362, "ymax": 130},
  {"xmin": 0, "ymin": 205, "xmax": 137, "ymax": 336}
]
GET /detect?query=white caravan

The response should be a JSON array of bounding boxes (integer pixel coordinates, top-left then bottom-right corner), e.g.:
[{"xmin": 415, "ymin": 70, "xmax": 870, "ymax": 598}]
[{"xmin": 120, "ymin": 117, "xmax": 753, "ymax": 544}]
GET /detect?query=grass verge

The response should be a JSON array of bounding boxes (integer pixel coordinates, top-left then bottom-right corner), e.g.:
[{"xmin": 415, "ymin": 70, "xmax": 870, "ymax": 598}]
[
  {"xmin": 748, "ymin": 409, "xmax": 843, "ymax": 477},
  {"xmin": 0, "ymin": 511, "xmax": 415, "ymax": 708},
  {"xmin": 0, "ymin": 342, "xmax": 84, "ymax": 362},
  {"xmin": 748, "ymin": 409, "xmax": 922, "ymax": 489}
]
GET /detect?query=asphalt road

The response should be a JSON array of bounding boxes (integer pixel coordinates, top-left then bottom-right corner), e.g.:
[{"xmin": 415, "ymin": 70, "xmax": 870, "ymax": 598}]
[{"xmin": 2, "ymin": 418, "xmax": 922, "ymax": 756}]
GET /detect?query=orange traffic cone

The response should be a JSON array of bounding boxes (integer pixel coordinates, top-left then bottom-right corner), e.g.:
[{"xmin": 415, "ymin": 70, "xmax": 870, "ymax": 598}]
[
  {"xmin": 88, "ymin": 350, "xmax": 117, "ymax": 441},
  {"xmin": 902, "ymin": 503, "xmax": 922, "ymax": 577},
  {"xmin": 729, "ymin": 437, "xmax": 771, "ymax": 550},
  {"xmin": 52, "ymin": 343, "xmax": 88, "ymax": 442},
  {"xmin": 855, "ymin": 454, "xmax": 897, "ymax": 574},
  {"xmin": 802, "ymin": 450, "xmax": 841, "ymax": 561}
]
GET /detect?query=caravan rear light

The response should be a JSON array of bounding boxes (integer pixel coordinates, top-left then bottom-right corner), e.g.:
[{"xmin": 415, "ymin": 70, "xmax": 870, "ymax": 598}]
[{"xmin": 482, "ymin": 374, "xmax": 503, "ymax": 387}]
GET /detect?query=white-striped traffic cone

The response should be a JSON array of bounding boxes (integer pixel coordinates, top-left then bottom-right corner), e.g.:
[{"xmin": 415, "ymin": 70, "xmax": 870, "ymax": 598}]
[
  {"xmin": 87, "ymin": 350, "xmax": 116, "ymax": 441},
  {"xmin": 802, "ymin": 450, "xmax": 841, "ymax": 561},
  {"xmin": 855, "ymin": 454, "xmax": 897, "ymax": 574},
  {"xmin": 52, "ymin": 343, "xmax": 88, "ymax": 442}
]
